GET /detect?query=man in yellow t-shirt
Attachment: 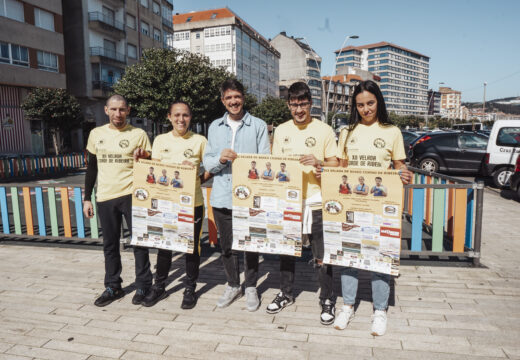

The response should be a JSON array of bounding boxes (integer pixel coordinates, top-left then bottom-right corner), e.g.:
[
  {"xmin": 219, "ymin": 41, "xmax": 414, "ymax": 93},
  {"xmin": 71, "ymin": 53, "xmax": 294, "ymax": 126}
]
[
  {"xmin": 83, "ymin": 94, "xmax": 153, "ymax": 307},
  {"xmin": 268, "ymin": 82, "xmax": 339, "ymax": 325}
]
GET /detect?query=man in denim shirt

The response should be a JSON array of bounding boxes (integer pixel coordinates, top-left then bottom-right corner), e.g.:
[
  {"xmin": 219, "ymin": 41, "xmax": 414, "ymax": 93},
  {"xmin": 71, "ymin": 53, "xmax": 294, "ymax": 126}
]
[{"xmin": 203, "ymin": 79, "xmax": 270, "ymax": 311}]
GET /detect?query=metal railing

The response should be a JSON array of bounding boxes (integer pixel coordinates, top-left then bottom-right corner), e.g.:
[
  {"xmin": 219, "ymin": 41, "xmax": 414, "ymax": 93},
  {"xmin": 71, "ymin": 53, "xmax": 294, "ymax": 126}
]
[
  {"xmin": 162, "ymin": 16, "xmax": 173, "ymax": 28},
  {"xmin": 89, "ymin": 47, "xmax": 126, "ymax": 63},
  {"xmin": 88, "ymin": 12, "xmax": 125, "ymax": 31}
]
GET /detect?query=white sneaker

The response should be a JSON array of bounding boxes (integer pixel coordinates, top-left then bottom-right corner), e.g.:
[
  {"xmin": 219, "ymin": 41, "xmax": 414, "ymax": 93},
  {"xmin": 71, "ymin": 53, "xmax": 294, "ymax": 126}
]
[
  {"xmin": 371, "ymin": 310, "xmax": 387, "ymax": 336},
  {"xmin": 245, "ymin": 287, "xmax": 260, "ymax": 312},
  {"xmin": 333, "ymin": 305, "xmax": 355, "ymax": 330},
  {"xmin": 216, "ymin": 285, "xmax": 241, "ymax": 308}
]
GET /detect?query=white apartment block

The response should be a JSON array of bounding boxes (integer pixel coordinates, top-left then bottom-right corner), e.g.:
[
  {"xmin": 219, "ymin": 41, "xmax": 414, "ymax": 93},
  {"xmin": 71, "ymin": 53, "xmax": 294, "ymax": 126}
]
[
  {"xmin": 173, "ymin": 8, "xmax": 280, "ymax": 101},
  {"xmin": 439, "ymin": 86, "xmax": 462, "ymax": 119},
  {"xmin": 335, "ymin": 42, "xmax": 430, "ymax": 116}
]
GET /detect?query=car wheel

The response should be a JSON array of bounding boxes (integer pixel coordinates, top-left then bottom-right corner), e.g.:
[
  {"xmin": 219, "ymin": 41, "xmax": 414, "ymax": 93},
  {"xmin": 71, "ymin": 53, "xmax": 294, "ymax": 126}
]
[
  {"xmin": 420, "ymin": 158, "xmax": 438, "ymax": 173},
  {"xmin": 492, "ymin": 167, "xmax": 513, "ymax": 188}
]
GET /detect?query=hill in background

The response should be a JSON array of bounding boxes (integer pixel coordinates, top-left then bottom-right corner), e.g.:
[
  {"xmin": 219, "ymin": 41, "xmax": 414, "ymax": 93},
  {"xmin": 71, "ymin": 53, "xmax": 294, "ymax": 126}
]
[{"xmin": 463, "ymin": 96, "xmax": 520, "ymax": 115}]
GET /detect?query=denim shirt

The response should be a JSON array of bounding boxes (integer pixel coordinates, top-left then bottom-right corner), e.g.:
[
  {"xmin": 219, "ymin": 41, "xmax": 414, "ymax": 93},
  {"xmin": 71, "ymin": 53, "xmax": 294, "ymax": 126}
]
[{"xmin": 203, "ymin": 112, "xmax": 270, "ymax": 209}]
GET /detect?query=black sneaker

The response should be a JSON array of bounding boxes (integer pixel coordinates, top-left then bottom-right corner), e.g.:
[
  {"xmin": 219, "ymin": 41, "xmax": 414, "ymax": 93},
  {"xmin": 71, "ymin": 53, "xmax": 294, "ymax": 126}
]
[
  {"xmin": 266, "ymin": 291, "xmax": 294, "ymax": 314},
  {"xmin": 94, "ymin": 287, "xmax": 124, "ymax": 307},
  {"xmin": 181, "ymin": 287, "xmax": 197, "ymax": 309},
  {"xmin": 141, "ymin": 285, "xmax": 167, "ymax": 307},
  {"xmin": 320, "ymin": 298, "xmax": 336, "ymax": 325},
  {"xmin": 132, "ymin": 288, "xmax": 150, "ymax": 305}
]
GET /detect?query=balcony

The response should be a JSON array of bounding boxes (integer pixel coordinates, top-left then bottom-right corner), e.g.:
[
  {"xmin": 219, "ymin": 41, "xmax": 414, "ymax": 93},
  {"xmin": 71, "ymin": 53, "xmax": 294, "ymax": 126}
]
[
  {"xmin": 162, "ymin": 16, "xmax": 173, "ymax": 29},
  {"xmin": 88, "ymin": 12, "xmax": 125, "ymax": 39},
  {"xmin": 102, "ymin": 0, "xmax": 124, "ymax": 9},
  {"xmin": 90, "ymin": 47, "xmax": 126, "ymax": 65},
  {"xmin": 92, "ymin": 80, "xmax": 114, "ymax": 98}
]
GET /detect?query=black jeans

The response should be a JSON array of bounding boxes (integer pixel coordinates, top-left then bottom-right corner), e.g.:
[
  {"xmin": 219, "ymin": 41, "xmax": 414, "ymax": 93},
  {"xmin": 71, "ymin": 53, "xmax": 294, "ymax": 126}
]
[
  {"xmin": 213, "ymin": 207, "xmax": 259, "ymax": 288},
  {"xmin": 97, "ymin": 194, "xmax": 152, "ymax": 290},
  {"xmin": 154, "ymin": 205, "xmax": 204, "ymax": 290},
  {"xmin": 279, "ymin": 209, "xmax": 333, "ymax": 300}
]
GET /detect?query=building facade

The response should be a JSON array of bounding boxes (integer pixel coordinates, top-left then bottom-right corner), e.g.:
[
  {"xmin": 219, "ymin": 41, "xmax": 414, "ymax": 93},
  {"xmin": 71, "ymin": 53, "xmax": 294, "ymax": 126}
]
[
  {"xmin": 270, "ymin": 32, "xmax": 321, "ymax": 118},
  {"xmin": 172, "ymin": 8, "xmax": 280, "ymax": 101},
  {"xmin": 439, "ymin": 86, "xmax": 462, "ymax": 119},
  {"xmin": 335, "ymin": 42, "xmax": 430, "ymax": 116},
  {"xmin": 427, "ymin": 89, "xmax": 441, "ymax": 116},
  {"xmin": 62, "ymin": 0, "xmax": 174, "ymax": 129},
  {"xmin": 321, "ymin": 75, "xmax": 352, "ymax": 115},
  {"xmin": 0, "ymin": 0, "xmax": 66, "ymax": 155}
]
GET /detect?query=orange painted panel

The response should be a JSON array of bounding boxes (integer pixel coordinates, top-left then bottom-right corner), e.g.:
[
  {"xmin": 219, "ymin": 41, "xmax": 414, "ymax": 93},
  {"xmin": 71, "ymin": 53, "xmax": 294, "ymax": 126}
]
[
  {"xmin": 60, "ymin": 187, "xmax": 72, "ymax": 237},
  {"xmin": 453, "ymin": 189, "xmax": 467, "ymax": 252},
  {"xmin": 22, "ymin": 187, "xmax": 34, "ymax": 235}
]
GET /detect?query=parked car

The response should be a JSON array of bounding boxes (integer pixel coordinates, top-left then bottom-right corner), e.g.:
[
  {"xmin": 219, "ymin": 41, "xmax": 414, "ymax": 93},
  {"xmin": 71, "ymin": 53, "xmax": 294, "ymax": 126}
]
[
  {"xmin": 409, "ymin": 131, "xmax": 488, "ymax": 173},
  {"xmin": 510, "ymin": 156, "xmax": 520, "ymax": 199},
  {"xmin": 401, "ymin": 130, "xmax": 419, "ymax": 161},
  {"xmin": 480, "ymin": 120, "xmax": 520, "ymax": 187}
]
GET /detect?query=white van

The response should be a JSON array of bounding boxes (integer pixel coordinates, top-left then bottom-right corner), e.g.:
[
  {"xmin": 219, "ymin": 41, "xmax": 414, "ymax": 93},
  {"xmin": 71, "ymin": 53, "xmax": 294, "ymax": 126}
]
[{"xmin": 481, "ymin": 120, "xmax": 520, "ymax": 187}]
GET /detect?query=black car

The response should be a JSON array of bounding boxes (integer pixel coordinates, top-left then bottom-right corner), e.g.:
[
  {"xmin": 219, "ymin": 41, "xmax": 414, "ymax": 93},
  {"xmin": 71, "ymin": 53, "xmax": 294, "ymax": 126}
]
[
  {"xmin": 409, "ymin": 131, "xmax": 489, "ymax": 173},
  {"xmin": 401, "ymin": 130, "xmax": 419, "ymax": 161}
]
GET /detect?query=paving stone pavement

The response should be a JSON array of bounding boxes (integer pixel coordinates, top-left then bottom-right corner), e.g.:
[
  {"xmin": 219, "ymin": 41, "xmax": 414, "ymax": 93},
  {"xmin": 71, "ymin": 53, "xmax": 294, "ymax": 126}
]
[{"xmin": 0, "ymin": 188, "xmax": 519, "ymax": 360}]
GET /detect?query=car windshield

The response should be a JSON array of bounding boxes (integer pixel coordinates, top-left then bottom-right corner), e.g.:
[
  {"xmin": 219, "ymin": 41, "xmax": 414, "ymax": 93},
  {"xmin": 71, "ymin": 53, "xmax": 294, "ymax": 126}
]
[{"xmin": 497, "ymin": 127, "xmax": 520, "ymax": 147}]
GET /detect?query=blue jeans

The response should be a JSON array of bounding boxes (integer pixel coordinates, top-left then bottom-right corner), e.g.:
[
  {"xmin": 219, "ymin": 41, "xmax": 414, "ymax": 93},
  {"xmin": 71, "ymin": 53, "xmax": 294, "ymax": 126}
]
[{"xmin": 340, "ymin": 267, "xmax": 390, "ymax": 311}]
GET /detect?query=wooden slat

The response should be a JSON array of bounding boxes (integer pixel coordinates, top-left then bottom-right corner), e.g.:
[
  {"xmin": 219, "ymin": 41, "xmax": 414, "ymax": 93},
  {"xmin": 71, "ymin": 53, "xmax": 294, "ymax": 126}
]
[
  {"xmin": 74, "ymin": 187, "xmax": 85, "ymax": 238},
  {"xmin": 89, "ymin": 189, "xmax": 99, "ymax": 238},
  {"xmin": 22, "ymin": 187, "xmax": 34, "ymax": 235},
  {"xmin": 10, "ymin": 187, "xmax": 22, "ymax": 234},
  {"xmin": 425, "ymin": 175, "xmax": 432, "ymax": 225},
  {"xmin": 411, "ymin": 188, "xmax": 425, "ymax": 251},
  {"xmin": 48, "ymin": 187, "xmax": 59, "ymax": 237},
  {"xmin": 0, "ymin": 187, "xmax": 9, "ymax": 234},
  {"xmin": 431, "ymin": 188, "xmax": 445, "ymax": 252},
  {"xmin": 447, "ymin": 181, "xmax": 455, "ymax": 237},
  {"xmin": 60, "ymin": 187, "xmax": 72, "ymax": 237},
  {"xmin": 453, "ymin": 188, "xmax": 467, "ymax": 252},
  {"xmin": 35, "ymin": 187, "xmax": 46, "ymax": 236},
  {"xmin": 465, "ymin": 188, "xmax": 474, "ymax": 249}
]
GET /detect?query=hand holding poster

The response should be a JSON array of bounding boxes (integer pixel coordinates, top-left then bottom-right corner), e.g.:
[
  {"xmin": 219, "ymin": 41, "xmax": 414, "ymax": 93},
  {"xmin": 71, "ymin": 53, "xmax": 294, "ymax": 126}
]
[
  {"xmin": 321, "ymin": 168, "xmax": 403, "ymax": 275},
  {"xmin": 232, "ymin": 154, "xmax": 303, "ymax": 256},
  {"xmin": 131, "ymin": 159, "xmax": 197, "ymax": 253}
]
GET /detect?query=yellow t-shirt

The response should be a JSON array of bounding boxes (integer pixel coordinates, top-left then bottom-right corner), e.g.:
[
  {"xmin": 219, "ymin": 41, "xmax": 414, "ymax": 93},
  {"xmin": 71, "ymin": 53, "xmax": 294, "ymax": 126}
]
[
  {"xmin": 86, "ymin": 123, "xmax": 151, "ymax": 202},
  {"xmin": 272, "ymin": 118, "xmax": 337, "ymax": 200},
  {"xmin": 152, "ymin": 131, "xmax": 207, "ymax": 207},
  {"xmin": 337, "ymin": 122, "xmax": 406, "ymax": 169}
]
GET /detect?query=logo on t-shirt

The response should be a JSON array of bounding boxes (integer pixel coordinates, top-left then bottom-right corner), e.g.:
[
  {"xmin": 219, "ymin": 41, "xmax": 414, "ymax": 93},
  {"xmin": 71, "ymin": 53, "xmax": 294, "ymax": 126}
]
[
  {"xmin": 305, "ymin": 137, "xmax": 316, "ymax": 148},
  {"xmin": 161, "ymin": 148, "xmax": 169, "ymax": 153},
  {"xmin": 373, "ymin": 138, "xmax": 386, "ymax": 149},
  {"xmin": 119, "ymin": 139, "xmax": 129, "ymax": 148},
  {"xmin": 283, "ymin": 136, "xmax": 290, "ymax": 144},
  {"xmin": 183, "ymin": 149, "xmax": 194, "ymax": 158}
]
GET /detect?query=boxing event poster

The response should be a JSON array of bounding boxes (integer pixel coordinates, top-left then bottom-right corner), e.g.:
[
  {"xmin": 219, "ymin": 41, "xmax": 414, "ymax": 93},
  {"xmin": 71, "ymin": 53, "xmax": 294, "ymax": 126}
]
[
  {"xmin": 231, "ymin": 154, "xmax": 303, "ymax": 256},
  {"xmin": 130, "ymin": 159, "xmax": 196, "ymax": 253},
  {"xmin": 321, "ymin": 168, "xmax": 403, "ymax": 275}
]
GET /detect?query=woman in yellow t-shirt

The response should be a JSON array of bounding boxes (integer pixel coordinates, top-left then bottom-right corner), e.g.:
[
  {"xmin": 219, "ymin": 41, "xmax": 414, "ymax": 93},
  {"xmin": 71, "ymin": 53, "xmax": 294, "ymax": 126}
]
[
  {"xmin": 333, "ymin": 80, "xmax": 412, "ymax": 336},
  {"xmin": 141, "ymin": 101, "xmax": 211, "ymax": 309}
]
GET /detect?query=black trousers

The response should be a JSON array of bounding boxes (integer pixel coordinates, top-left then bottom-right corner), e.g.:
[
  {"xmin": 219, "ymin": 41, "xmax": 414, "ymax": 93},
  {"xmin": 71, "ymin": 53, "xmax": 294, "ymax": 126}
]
[
  {"xmin": 279, "ymin": 209, "xmax": 333, "ymax": 300},
  {"xmin": 213, "ymin": 207, "xmax": 259, "ymax": 288},
  {"xmin": 97, "ymin": 194, "xmax": 152, "ymax": 289},
  {"xmin": 154, "ymin": 205, "xmax": 204, "ymax": 289}
]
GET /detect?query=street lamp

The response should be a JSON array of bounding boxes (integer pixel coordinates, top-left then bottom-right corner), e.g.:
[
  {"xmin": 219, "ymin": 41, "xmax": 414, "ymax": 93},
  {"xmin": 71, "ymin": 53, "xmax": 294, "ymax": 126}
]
[
  {"xmin": 325, "ymin": 35, "xmax": 359, "ymax": 124},
  {"xmin": 424, "ymin": 81, "xmax": 444, "ymax": 128}
]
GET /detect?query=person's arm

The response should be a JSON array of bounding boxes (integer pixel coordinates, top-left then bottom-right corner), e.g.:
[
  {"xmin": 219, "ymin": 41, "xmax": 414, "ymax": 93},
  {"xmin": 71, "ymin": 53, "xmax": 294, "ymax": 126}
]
[
  {"xmin": 393, "ymin": 159, "xmax": 412, "ymax": 184},
  {"xmin": 203, "ymin": 122, "xmax": 233, "ymax": 174},
  {"xmin": 83, "ymin": 151, "xmax": 97, "ymax": 218},
  {"xmin": 257, "ymin": 121, "xmax": 271, "ymax": 155},
  {"xmin": 382, "ymin": 186, "xmax": 388, "ymax": 196},
  {"xmin": 370, "ymin": 186, "xmax": 375, "ymax": 194}
]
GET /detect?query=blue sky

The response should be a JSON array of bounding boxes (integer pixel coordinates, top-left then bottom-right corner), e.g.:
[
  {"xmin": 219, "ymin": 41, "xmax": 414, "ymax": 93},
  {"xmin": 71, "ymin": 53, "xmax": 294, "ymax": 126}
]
[{"xmin": 173, "ymin": 0, "xmax": 520, "ymax": 102}]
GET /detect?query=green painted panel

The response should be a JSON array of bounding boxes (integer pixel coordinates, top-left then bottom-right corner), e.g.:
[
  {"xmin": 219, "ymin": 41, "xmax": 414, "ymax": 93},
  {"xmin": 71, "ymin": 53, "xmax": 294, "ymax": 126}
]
[
  {"xmin": 432, "ymin": 188, "xmax": 445, "ymax": 252},
  {"xmin": 10, "ymin": 187, "xmax": 22, "ymax": 234},
  {"xmin": 90, "ymin": 189, "xmax": 99, "ymax": 238}
]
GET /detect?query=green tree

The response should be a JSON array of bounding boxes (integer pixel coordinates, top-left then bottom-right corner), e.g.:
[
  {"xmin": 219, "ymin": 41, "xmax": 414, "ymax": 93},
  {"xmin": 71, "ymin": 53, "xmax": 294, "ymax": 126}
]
[
  {"xmin": 114, "ymin": 48, "xmax": 235, "ymax": 136},
  {"xmin": 250, "ymin": 95, "xmax": 291, "ymax": 126},
  {"xmin": 21, "ymin": 88, "xmax": 82, "ymax": 154}
]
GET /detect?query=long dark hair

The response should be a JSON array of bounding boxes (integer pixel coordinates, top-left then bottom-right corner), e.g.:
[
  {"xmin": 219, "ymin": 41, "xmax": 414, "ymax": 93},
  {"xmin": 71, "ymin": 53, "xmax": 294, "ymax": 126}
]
[{"xmin": 349, "ymin": 80, "xmax": 391, "ymax": 131}]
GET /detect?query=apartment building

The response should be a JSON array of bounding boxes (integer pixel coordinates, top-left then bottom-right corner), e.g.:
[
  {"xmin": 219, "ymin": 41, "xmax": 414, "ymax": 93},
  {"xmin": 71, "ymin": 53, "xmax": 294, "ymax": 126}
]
[
  {"xmin": 0, "ymin": 0, "xmax": 66, "ymax": 155},
  {"xmin": 62, "ymin": 0, "xmax": 174, "ymax": 127},
  {"xmin": 335, "ymin": 42, "xmax": 430, "ymax": 116},
  {"xmin": 427, "ymin": 89, "xmax": 441, "ymax": 116},
  {"xmin": 270, "ymin": 32, "xmax": 322, "ymax": 118},
  {"xmin": 172, "ymin": 8, "xmax": 280, "ymax": 101},
  {"xmin": 321, "ymin": 75, "xmax": 352, "ymax": 115},
  {"xmin": 439, "ymin": 86, "xmax": 462, "ymax": 119}
]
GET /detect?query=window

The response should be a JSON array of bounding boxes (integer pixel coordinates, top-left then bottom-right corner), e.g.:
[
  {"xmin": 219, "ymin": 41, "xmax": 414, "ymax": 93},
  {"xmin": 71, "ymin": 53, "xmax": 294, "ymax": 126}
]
[
  {"xmin": 34, "ymin": 8, "xmax": 55, "ymax": 31},
  {"xmin": 126, "ymin": 13, "xmax": 136, "ymax": 29},
  {"xmin": 211, "ymin": 13, "xmax": 217, "ymax": 19},
  {"xmin": 153, "ymin": 28, "xmax": 160, "ymax": 41},
  {"xmin": 459, "ymin": 134, "xmax": 488, "ymax": 149},
  {"xmin": 496, "ymin": 127, "xmax": 520, "ymax": 147},
  {"xmin": 140, "ymin": 0, "xmax": 148, "ymax": 8},
  {"xmin": 103, "ymin": 39, "xmax": 116, "ymax": 57},
  {"xmin": 141, "ymin": 21, "xmax": 149, "ymax": 36},
  {"xmin": 195, "ymin": 32, "xmax": 200, "ymax": 39},
  {"xmin": 37, "ymin": 51, "xmax": 58, "ymax": 72},
  {"xmin": 0, "ymin": 0, "xmax": 24, "ymax": 22},
  {"xmin": 102, "ymin": 6, "xmax": 114, "ymax": 25},
  {"xmin": 128, "ymin": 44, "xmax": 137, "ymax": 59},
  {"xmin": 186, "ymin": 16, "xmax": 192, "ymax": 22},
  {"xmin": 9, "ymin": 44, "xmax": 29, "ymax": 66},
  {"xmin": 152, "ymin": 1, "xmax": 160, "ymax": 14}
]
